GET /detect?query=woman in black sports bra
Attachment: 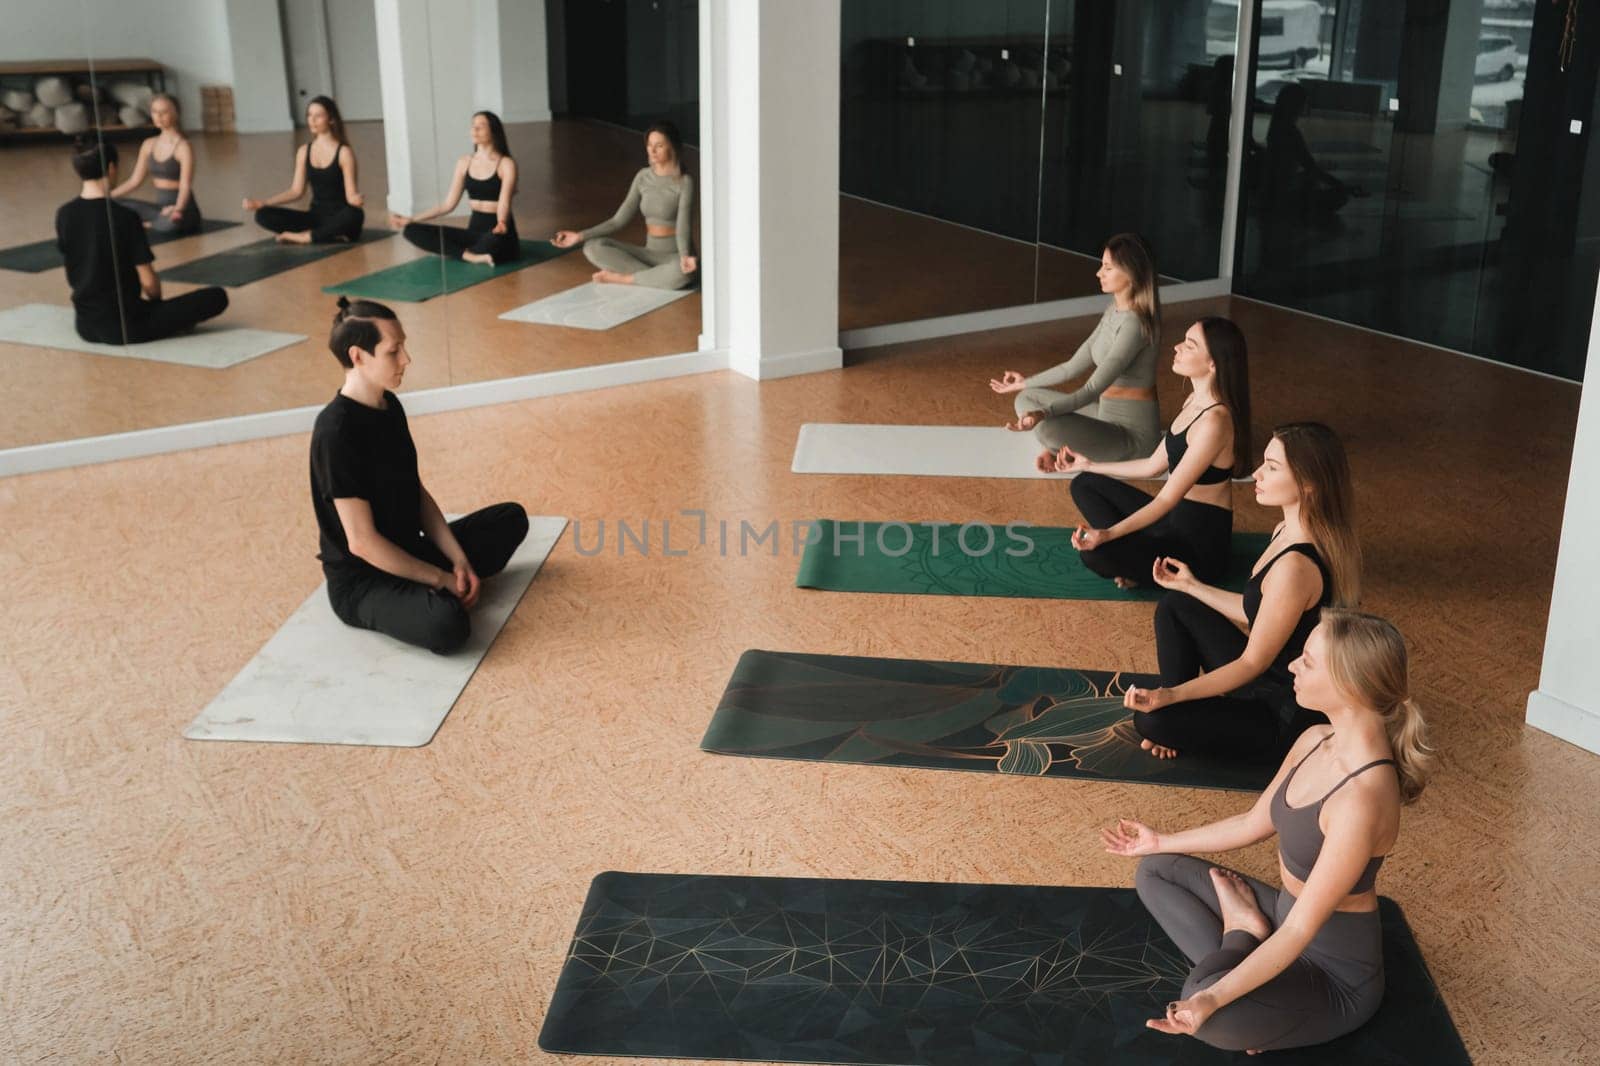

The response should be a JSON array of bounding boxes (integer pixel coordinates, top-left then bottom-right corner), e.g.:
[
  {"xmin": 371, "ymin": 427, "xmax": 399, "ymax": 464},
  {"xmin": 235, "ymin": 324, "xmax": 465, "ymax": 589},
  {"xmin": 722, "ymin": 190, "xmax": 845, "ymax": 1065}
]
[
  {"xmin": 390, "ymin": 111, "xmax": 521, "ymax": 266},
  {"xmin": 1123, "ymin": 422, "xmax": 1363, "ymax": 763},
  {"xmin": 243, "ymin": 95, "xmax": 365, "ymax": 245},
  {"xmin": 1104, "ymin": 609, "xmax": 1432, "ymax": 1052},
  {"xmin": 1053, "ymin": 316, "xmax": 1250, "ymax": 588}
]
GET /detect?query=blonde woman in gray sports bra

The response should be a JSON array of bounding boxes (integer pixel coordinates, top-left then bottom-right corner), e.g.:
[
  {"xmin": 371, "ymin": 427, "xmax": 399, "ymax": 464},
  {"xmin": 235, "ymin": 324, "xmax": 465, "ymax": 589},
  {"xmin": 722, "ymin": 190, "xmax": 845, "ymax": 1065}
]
[
  {"xmin": 989, "ymin": 232, "xmax": 1162, "ymax": 466},
  {"xmin": 552, "ymin": 121, "xmax": 696, "ymax": 290},
  {"xmin": 109, "ymin": 93, "xmax": 202, "ymax": 235}
]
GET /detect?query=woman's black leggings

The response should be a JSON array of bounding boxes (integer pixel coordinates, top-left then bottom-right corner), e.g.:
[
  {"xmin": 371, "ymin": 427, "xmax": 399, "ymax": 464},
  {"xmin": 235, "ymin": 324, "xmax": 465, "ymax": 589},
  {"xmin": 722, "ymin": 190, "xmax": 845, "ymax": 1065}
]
[
  {"xmin": 402, "ymin": 211, "xmax": 521, "ymax": 262},
  {"xmin": 1070, "ymin": 472, "xmax": 1232, "ymax": 585},
  {"xmin": 255, "ymin": 202, "xmax": 365, "ymax": 243},
  {"xmin": 1134, "ymin": 590, "xmax": 1326, "ymax": 761}
]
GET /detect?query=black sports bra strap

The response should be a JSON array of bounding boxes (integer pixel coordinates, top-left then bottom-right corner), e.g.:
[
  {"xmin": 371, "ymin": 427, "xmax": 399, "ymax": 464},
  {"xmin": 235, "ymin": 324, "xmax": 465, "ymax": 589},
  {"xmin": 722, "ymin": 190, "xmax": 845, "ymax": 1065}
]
[
  {"xmin": 1319, "ymin": 758, "xmax": 1397, "ymax": 803},
  {"xmin": 1176, "ymin": 401, "xmax": 1225, "ymax": 435}
]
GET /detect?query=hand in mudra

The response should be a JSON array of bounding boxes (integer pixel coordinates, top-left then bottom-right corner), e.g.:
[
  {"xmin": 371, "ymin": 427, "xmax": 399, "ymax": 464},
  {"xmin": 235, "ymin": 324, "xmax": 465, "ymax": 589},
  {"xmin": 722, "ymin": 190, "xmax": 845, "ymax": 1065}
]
[
  {"xmin": 1006, "ymin": 410, "xmax": 1045, "ymax": 432},
  {"xmin": 989, "ymin": 370, "xmax": 1026, "ymax": 394}
]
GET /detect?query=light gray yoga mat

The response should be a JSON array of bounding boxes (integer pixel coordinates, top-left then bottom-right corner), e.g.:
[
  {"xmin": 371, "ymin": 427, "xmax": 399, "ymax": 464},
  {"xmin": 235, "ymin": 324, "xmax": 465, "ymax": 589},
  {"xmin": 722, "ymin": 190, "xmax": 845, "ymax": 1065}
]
[
  {"xmin": 184, "ymin": 516, "xmax": 566, "ymax": 747},
  {"xmin": 0, "ymin": 303, "xmax": 304, "ymax": 369},
  {"xmin": 498, "ymin": 282, "xmax": 692, "ymax": 331},
  {"xmin": 792, "ymin": 423, "xmax": 1251, "ymax": 482},
  {"xmin": 792, "ymin": 423, "xmax": 1074, "ymax": 479}
]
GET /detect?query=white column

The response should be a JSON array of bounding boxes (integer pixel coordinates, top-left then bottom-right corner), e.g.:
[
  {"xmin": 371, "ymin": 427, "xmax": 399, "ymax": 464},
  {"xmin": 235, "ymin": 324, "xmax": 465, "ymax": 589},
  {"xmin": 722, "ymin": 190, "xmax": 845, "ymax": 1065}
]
[
  {"xmin": 472, "ymin": 0, "xmax": 552, "ymax": 123},
  {"xmin": 701, "ymin": 0, "xmax": 842, "ymax": 379},
  {"xmin": 1527, "ymin": 271, "xmax": 1600, "ymax": 755},
  {"xmin": 376, "ymin": 0, "xmax": 476, "ymax": 216},
  {"xmin": 223, "ymin": 0, "xmax": 294, "ymax": 133}
]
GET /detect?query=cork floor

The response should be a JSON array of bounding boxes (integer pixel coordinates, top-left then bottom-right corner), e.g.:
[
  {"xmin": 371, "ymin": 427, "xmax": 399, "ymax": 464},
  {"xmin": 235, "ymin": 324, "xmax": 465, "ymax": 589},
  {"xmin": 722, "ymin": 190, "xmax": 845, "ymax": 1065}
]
[{"xmin": 2, "ymin": 295, "xmax": 1596, "ymax": 1063}]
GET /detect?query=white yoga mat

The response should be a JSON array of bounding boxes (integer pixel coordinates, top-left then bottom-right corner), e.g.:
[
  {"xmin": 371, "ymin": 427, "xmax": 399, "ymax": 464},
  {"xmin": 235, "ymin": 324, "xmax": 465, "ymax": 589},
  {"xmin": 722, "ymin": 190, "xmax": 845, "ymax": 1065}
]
[
  {"xmin": 0, "ymin": 303, "xmax": 304, "ymax": 369},
  {"xmin": 792, "ymin": 423, "xmax": 1076, "ymax": 479},
  {"xmin": 184, "ymin": 516, "xmax": 567, "ymax": 747},
  {"xmin": 498, "ymin": 283, "xmax": 692, "ymax": 331}
]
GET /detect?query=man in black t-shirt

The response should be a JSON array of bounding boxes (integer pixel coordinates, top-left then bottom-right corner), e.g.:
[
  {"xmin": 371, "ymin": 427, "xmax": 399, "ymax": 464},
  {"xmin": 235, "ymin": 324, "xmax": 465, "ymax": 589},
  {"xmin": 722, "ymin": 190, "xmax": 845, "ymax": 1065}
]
[
  {"xmin": 56, "ymin": 139, "xmax": 228, "ymax": 344},
  {"xmin": 309, "ymin": 297, "xmax": 529, "ymax": 654}
]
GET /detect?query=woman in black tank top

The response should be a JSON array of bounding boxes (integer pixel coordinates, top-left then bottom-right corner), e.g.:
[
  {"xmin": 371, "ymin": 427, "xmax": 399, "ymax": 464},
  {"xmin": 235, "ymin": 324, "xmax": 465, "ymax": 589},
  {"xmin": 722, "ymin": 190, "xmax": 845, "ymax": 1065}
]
[
  {"xmin": 1122, "ymin": 422, "xmax": 1362, "ymax": 764},
  {"xmin": 244, "ymin": 96, "xmax": 365, "ymax": 244},
  {"xmin": 390, "ymin": 111, "xmax": 522, "ymax": 265},
  {"xmin": 1055, "ymin": 316, "xmax": 1250, "ymax": 588}
]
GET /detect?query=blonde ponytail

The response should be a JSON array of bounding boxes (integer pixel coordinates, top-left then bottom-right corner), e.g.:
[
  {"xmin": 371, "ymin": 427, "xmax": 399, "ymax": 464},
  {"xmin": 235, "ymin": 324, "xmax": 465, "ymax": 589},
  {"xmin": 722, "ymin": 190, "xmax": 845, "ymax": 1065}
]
[{"xmin": 1320, "ymin": 608, "xmax": 1433, "ymax": 804}]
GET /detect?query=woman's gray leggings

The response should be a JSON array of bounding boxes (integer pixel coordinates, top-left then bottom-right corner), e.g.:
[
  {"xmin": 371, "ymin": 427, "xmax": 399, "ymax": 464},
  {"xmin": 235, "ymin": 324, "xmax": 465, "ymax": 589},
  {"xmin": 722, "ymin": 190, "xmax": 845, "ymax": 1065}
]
[
  {"xmin": 583, "ymin": 234, "xmax": 693, "ymax": 290},
  {"xmin": 1013, "ymin": 390, "xmax": 1160, "ymax": 462},
  {"xmin": 1135, "ymin": 854, "xmax": 1385, "ymax": 1052},
  {"xmin": 123, "ymin": 187, "xmax": 202, "ymax": 235}
]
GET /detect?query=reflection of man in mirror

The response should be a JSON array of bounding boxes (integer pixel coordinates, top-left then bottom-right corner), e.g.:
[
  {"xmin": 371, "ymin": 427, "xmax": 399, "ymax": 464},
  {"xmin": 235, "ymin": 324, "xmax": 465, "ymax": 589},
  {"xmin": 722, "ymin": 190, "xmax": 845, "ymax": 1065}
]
[
  {"xmin": 55, "ymin": 138, "xmax": 228, "ymax": 345},
  {"xmin": 309, "ymin": 297, "xmax": 529, "ymax": 654}
]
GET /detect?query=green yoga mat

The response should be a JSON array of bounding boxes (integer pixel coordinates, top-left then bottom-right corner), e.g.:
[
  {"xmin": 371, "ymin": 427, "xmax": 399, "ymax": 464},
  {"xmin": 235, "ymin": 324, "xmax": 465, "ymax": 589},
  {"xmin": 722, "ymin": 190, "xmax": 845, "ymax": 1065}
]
[
  {"xmin": 320, "ymin": 240, "xmax": 570, "ymax": 302},
  {"xmin": 541, "ymin": 872, "xmax": 1468, "ymax": 1066},
  {"xmin": 796, "ymin": 520, "xmax": 1270, "ymax": 601},
  {"xmin": 160, "ymin": 229, "xmax": 394, "ymax": 287},
  {"xmin": 0, "ymin": 219, "xmax": 240, "ymax": 273},
  {"xmin": 704, "ymin": 650, "xmax": 1273, "ymax": 792}
]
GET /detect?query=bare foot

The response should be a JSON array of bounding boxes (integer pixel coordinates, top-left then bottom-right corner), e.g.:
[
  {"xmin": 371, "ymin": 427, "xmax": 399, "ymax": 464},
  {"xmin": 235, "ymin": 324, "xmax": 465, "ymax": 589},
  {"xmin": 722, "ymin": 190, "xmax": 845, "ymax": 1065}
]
[
  {"xmin": 275, "ymin": 231, "xmax": 312, "ymax": 245},
  {"xmin": 462, "ymin": 251, "xmax": 496, "ymax": 266},
  {"xmin": 1210, "ymin": 867, "xmax": 1271, "ymax": 940},
  {"xmin": 1139, "ymin": 738, "xmax": 1178, "ymax": 760},
  {"xmin": 592, "ymin": 269, "xmax": 634, "ymax": 285},
  {"xmin": 1113, "ymin": 576, "xmax": 1145, "ymax": 590}
]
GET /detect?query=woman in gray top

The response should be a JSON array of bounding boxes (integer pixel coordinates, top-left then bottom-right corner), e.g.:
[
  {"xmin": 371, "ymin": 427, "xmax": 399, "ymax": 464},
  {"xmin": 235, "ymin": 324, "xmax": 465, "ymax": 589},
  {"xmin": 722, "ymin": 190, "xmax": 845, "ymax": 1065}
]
[
  {"xmin": 552, "ymin": 121, "xmax": 697, "ymax": 290},
  {"xmin": 109, "ymin": 93, "xmax": 202, "ymax": 235},
  {"xmin": 989, "ymin": 232, "xmax": 1161, "ymax": 465}
]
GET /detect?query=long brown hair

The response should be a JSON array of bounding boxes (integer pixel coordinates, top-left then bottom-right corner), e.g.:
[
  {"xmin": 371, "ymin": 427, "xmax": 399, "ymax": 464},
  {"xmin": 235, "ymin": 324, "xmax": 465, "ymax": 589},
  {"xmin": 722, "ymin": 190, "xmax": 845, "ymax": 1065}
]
[
  {"xmin": 1320, "ymin": 608, "xmax": 1432, "ymax": 805},
  {"xmin": 1274, "ymin": 422, "xmax": 1361, "ymax": 606},
  {"xmin": 1104, "ymin": 232, "xmax": 1159, "ymax": 346},
  {"xmin": 1197, "ymin": 316, "xmax": 1251, "ymax": 477}
]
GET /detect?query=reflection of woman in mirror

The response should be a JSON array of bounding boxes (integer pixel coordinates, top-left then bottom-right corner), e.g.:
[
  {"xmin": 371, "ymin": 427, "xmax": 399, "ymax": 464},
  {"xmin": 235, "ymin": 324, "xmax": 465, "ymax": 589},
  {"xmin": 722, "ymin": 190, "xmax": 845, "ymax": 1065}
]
[
  {"xmin": 1123, "ymin": 422, "xmax": 1361, "ymax": 764},
  {"xmin": 989, "ymin": 233, "xmax": 1162, "ymax": 466},
  {"xmin": 243, "ymin": 95, "xmax": 364, "ymax": 244},
  {"xmin": 1262, "ymin": 84, "xmax": 1362, "ymax": 222},
  {"xmin": 1056, "ymin": 317, "xmax": 1251, "ymax": 590},
  {"xmin": 57, "ymin": 138, "xmax": 228, "ymax": 344},
  {"xmin": 108, "ymin": 93, "xmax": 202, "ymax": 235},
  {"xmin": 552, "ymin": 121, "xmax": 696, "ymax": 289},
  {"xmin": 389, "ymin": 111, "xmax": 520, "ymax": 266},
  {"xmin": 1105, "ymin": 609, "xmax": 1430, "ymax": 1052}
]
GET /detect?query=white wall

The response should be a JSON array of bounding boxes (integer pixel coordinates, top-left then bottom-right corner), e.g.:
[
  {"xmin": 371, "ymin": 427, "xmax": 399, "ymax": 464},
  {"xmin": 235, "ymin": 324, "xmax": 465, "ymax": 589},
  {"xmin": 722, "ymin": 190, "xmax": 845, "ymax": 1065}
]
[
  {"xmin": 1527, "ymin": 270, "xmax": 1600, "ymax": 756},
  {"xmin": 0, "ymin": 0, "xmax": 233, "ymax": 130}
]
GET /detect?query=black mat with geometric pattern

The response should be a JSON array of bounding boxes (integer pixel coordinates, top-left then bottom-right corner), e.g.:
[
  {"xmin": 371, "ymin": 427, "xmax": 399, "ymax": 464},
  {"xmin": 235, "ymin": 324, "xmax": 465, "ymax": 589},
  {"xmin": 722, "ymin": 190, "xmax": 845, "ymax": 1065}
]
[{"xmin": 538, "ymin": 872, "xmax": 1468, "ymax": 1065}]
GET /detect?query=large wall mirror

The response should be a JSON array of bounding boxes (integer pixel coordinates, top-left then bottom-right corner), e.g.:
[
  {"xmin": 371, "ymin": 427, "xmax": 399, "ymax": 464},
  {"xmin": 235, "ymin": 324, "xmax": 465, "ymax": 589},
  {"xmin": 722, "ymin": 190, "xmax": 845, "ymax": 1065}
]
[{"xmin": 0, "ymin": 0, "xmax": 703, "ymax": 455}]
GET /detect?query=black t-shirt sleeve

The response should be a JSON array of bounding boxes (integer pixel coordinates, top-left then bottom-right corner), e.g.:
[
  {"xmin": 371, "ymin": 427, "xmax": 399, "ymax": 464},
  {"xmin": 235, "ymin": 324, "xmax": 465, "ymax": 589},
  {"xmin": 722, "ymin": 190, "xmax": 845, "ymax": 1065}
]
[
  {"xmin": 311, "ymin": 419, "xmax": 373, "ymax": 502},
  {"xmin": 120, "ymin": 209, "xmax": 155, "ymax": 265}
]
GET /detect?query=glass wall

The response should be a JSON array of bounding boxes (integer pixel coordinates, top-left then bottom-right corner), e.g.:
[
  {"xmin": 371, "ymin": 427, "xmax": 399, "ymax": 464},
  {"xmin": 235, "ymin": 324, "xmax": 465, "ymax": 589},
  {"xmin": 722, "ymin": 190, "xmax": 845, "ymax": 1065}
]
[
  {"xmin": 839, "ymin": 1, "xmax": 1243, "ymax": 331},
  {"xmin": 1233, "ymin": 0, "xmax": 1598, "ymax": 380}
]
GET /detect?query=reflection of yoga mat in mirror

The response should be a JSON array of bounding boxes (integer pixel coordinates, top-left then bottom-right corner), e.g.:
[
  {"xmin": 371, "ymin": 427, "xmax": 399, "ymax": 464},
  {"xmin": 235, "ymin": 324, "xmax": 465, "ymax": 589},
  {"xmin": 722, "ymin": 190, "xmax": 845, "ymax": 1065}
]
[
  {"xmin": 0, "ymin": 219, "xmax": 241, "ymax": 274},
  {"xmin": 160, "ymin": 229, "xmax": 394, "ymax": 287},
  {"xmin": 0, "ymin": 303, "xmax": 303, "ymax": 368},
  {"xmin": 795, "ymin": 519, "xmax": 1270, "ymax": 602},
  {"xmin": 541, "ymin": 872, "xmax": 1468, "ymax": 1066},
  {"xmin": 704, "ymin": 649, "xmax": 1271, "ymax": 792},
  {"xmin": 321, "ymin": 240, "xmax": 570, "ymax": 302},
  {"xmin": 794, "ymin": 423, "xmax": 1075, "ymax": 479},
  {"xmin": 184, "ymin": 516, "xmax": 565, "ymax": 747},
  {"xmin": 498, "ymin": 282, "xmax": 692, "ymax": 331}
]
